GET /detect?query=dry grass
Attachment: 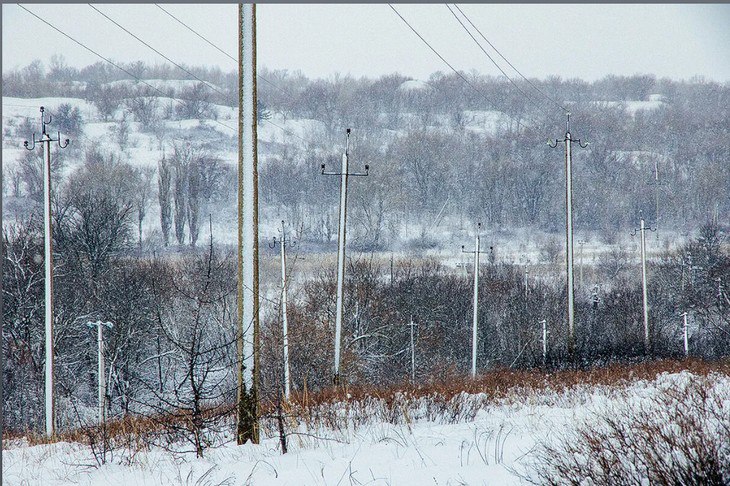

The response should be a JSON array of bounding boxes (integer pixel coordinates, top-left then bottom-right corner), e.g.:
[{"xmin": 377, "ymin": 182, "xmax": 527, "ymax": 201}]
[
  {"xmin": 7, "ymin": 358, "xmax": 729, "ymax": 454},
  {"xmin": 283, "ymin": 357, "xmax": 730, "ymax": 411}
]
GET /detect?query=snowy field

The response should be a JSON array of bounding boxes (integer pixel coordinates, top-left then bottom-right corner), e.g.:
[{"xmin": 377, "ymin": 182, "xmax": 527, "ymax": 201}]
[{"xmin": 4, "ymin": 369, "xmax": 727, "ymax": 485}]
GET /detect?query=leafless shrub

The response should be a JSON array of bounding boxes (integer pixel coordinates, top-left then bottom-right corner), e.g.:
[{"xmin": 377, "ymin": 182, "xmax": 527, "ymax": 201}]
[{"xmin": 528, "ymin": 373, "xmax": 730, "ymax": 485}]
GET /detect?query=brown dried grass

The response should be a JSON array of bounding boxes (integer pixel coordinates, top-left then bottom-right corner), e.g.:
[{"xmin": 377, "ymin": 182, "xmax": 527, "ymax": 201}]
[{"xmin": 9, "ymin": 358, "xmax": 729, "ymax": 449}]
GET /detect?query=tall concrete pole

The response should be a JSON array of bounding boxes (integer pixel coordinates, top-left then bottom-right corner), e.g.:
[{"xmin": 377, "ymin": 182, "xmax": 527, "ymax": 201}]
[
  {"xmin": 279, "ymin": 221, "xmax": 291, "ymax": 400},
  {"xmin": 409, "ymin": 317, "xmax": 416, "ymax": 384},
  {"xmin": 237, "ymin": 2, "xmax": 259, "ymax": 445},
  {"xmin": 462, "ymin": 224, "xmax": 487, "ymax": 377},
  {"xmin": 549, "ymin": 114, "xmax": 588, "ymax": 358},
  {"xmin": 87, "ymin": 321, "xmax": 112, "ymax": 425},
  {"xmin": 540, "ymin": 319, "xmax": 547, "ymax": 367},
  {"xmin": 321, "ymin": 129, "xmax": 368, "ymax": 385},
  {"xmin": 333, "ymin": 143, "xmax": 349, "ymax": 384},
  {"xmin": 24, "ymin": 107, "xmax": 69, "ymax": 437},
  {"xmin": 564, "ymin": 122, "xmax": 575, "ymax": 355},
  {"xmin": 640, "ymin": 217, "xmax": 650, "ymax": 353},
  {"xmin": 43, "ymin": 132, "xmax": 55, "ymax": 436},
  {"xmin": 471, "ymin": 232, "xmax": 480, "ymax": 378}
]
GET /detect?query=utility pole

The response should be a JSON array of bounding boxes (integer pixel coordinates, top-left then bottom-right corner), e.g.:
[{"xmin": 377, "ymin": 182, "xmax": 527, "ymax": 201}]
[
  {"xmin": 549, "ymin": 113, "xmax": 588, "ymax": 358},
  {"xmin": 462, "ymin": 223, "xmax": 489, "ymax": 378},
  {"xmin": 408, "ymin": 317, "xmax": 416, "ymax": 384},
  {"xmin": 681, "ymin": 312, "xmax": 689, "ymax": 358},
  {"xmin": 269, "ymin": 221, "xmax": 295, "ymax": 400},
  {"xmin": 577, "ymin": 239, "xmax": 586, "ymax": 289},
  {"xmin": 24, "ymin": 106, "xmax": 69, "ymax": 437},
  {"xmin": 646, "ymin": 158, "xmax": 666, "ymax": 239},
  {"xmin": 631, "ymin": 213, "xmax": 655, "ymax": 354},
  {"xmin": 321, "ymin": 129, "xmax": 369, "ymax": 385},
  {"xmin": 86, "ymin": 321, "xmax": 113, "ymax": 425},
  {"xmin": 237, "ymin": 2, "xmax": 259, "ymax": 445},
  {"xmin": 540, "ymin": 319, "xmax": 547, "ymax": 367}
]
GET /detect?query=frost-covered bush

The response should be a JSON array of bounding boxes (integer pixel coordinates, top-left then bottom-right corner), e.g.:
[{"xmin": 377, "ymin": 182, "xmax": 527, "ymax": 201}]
[{"xmin": 529, "ymin": 373, "xmax": 730, "ymax": 485}]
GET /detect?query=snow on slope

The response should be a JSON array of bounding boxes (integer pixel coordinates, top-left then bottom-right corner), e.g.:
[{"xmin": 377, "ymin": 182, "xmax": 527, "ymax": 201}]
[{"xmin": 4, "ymin": 371, "xmax": 726, "ymax": 485}]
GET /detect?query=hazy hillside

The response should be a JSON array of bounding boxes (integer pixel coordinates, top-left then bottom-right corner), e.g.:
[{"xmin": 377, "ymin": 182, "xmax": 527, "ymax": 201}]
[{"xmin": 3, "ymin": 61, "xmax": 729, "ymax": 254}]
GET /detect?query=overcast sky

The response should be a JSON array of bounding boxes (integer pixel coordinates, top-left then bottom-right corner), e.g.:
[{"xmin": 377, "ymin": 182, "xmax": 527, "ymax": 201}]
[{"xmin": 3, "ymin": 3, "xmax": 730, "ymax": 83}]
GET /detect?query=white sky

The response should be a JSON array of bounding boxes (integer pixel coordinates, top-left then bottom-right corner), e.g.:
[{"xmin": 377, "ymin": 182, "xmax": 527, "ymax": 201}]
[{"xmin": 3, "ymin": 3, "xmax": 730, "ymax": 83}]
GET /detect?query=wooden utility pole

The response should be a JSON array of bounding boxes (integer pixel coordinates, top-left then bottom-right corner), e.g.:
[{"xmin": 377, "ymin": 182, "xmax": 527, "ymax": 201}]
[
  {"xmin": 237, "ymin": 2, "xmax": 259, "ymax": 445},
  {"xmin": 24, "ymin": 107, "xmax": 69, "ymax": 437}
]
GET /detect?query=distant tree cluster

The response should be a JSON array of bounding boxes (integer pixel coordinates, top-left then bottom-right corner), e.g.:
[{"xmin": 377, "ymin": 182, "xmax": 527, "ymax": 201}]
[{"xmin": 4, "ymin": 60, "xmax": 728, "ymax": 243}]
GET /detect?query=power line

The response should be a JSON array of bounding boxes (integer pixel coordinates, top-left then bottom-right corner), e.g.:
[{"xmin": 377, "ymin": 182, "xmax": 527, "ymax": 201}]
[
  {"xmin": 153, "ymin": 3, "xmax": 297, "ymax": 101},
  {"xmin": 88, "ymin": 4, "xmax": 228, "ymax": 99},
  {"xmin": 445, "ymin": 4, "xmax": 555, "ymax": 120},
  {"xmin": 19, "ymin": 4, "xmax": 308, "ymax": 143},
  {"xmin": 388, "ymin": 4, "xmax": 529, "ymax": 131},
  {"xmin": 148, "ymin": 4, "xmax": 307, "ymax": 143},
  {"xmin": 453, "ymin": 4, "xmax": 569, "ymax": 115},
  {"xmin": 20, "ymin": 4, "xmax": 311, "ymax": 146},
  {"xmin": 154, "ymin": 4, "xmax": 237, "ymax": 63},
  {"xmin": 17, "ymin": 4, "xmax": 236, "ymax": 133},
  {"xmin": 85, "ymin": 4, "xmax": 308, "ymax": 143}
]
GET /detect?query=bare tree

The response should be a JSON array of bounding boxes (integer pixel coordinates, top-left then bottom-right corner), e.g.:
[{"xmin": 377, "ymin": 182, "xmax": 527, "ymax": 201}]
[
  {"xmin": 125, "ymin": 87, "xmax": 161, "ymax": 132},
  {"xmin": 172, "ymin": 145, "xmax": 190, "ymax": 246},
  {"xmin": 134, "ymin": 166, "xmax": 156, "ymax": 249},
  {"xmin": 187, "ymin": 158, "xmax": 201, "ymax": 247},
  {"xmin": 158, "ymin": 154, "xmax": 172, "ymax": 247},
  {"xmin": 140, "ymin": 246, "xmax": 237, "ymax": 457},
  {"xmin": 176, "ymin": 83, "xmax": 215, "ymax": 120}
]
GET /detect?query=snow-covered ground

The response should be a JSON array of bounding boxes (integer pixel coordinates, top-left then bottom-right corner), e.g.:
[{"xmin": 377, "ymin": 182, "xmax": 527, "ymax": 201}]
[{"xmin": 4, "ymin": 370, "xmax": 726, "ymax": 485}]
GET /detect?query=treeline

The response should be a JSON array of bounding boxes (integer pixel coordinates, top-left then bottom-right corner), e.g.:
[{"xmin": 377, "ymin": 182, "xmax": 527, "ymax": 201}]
[{"xmin": 3, "ymin": 59, "xmax": 728, "ymax": 244}]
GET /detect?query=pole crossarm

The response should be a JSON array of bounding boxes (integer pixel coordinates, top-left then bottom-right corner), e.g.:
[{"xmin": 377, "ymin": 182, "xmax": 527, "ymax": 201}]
[
  {"xmin": 23, "ymin": 107, "xmax": 70, "ymax": 150},
  {"xmin": 321, "ymin": 166, "xmax": 370, "ymax": 176},
  {"xmin": 321, "ymin": 129, "xmax": 370, "ymax": 177},
  {"xmin": 548, "ymin": 114, "xmax": 589, "ymax": 149},
  {"xmin": 86, "ymin": 320, "xmax": 114, "ymax": 329},
  {"xmin": 630, "ymin": 213, "xmax": 658, "ymax": 236},
  {"xmin": 268, "ymin": 221, "xmax": 297, "ymax": 250},
  {"xmin": 461, "ymin": 247, "xmax": 491, "ymax": 255}
]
